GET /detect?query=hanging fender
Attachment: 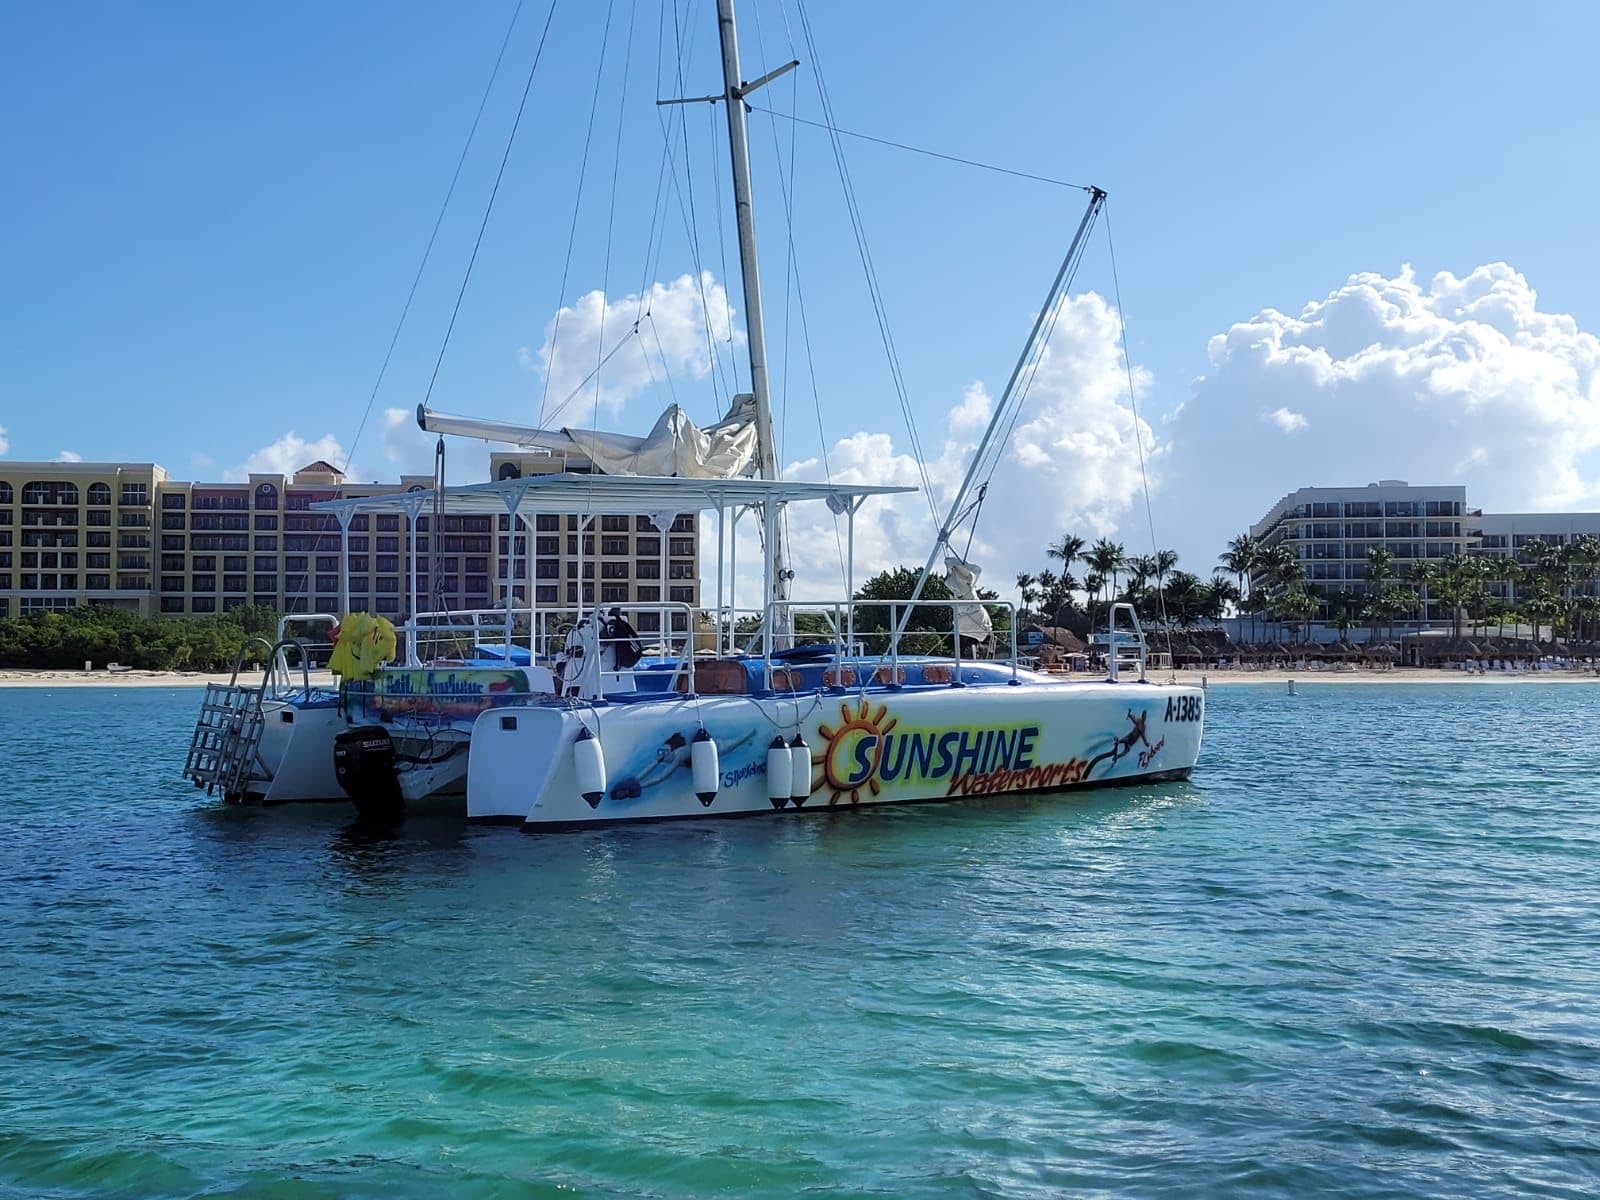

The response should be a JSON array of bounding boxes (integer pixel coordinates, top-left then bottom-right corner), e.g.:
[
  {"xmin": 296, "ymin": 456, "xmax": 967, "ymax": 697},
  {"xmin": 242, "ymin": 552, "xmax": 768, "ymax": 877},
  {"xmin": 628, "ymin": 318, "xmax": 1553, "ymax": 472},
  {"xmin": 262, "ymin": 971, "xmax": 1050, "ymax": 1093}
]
[
  {"xmin": 766, "ymin": 736, "xmax": 792, "ymax": 809},
  {"xmin": 574, "ymin": 726, "xmax": 606, "ymax": 809},
  {"xmin": 691, "ymin": 729, "xmax": 719, "ymax": 807}
]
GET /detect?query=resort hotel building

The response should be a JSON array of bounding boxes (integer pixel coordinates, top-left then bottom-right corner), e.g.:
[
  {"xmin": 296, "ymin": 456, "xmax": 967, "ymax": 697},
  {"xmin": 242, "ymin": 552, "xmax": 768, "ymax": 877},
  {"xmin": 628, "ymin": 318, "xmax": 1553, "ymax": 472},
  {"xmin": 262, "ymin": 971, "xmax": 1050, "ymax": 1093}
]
[
  {"xmin": 0, "ymin": 455, "xmax": 699, "ymax": 628},
  {"xmin": 1250, "ymin": 480, "xmax": 1600, "ymax": 621}
]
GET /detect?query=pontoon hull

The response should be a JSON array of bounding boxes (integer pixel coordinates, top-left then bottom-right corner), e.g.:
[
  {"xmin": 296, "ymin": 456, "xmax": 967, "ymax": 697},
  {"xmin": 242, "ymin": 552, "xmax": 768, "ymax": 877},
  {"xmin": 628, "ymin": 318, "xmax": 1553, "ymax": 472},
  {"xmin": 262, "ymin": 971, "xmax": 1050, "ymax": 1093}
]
[{"xmin": 466, "ymin": 680, "xmax": 1204, "ymax": 826}]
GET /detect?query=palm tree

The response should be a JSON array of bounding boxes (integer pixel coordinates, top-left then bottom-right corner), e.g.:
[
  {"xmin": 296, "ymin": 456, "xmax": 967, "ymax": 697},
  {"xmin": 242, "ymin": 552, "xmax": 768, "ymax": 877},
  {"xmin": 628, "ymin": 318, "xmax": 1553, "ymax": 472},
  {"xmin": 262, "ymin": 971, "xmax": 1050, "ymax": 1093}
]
[
  {"xmin": 1086, "ymin": 538, "xmax": 1127, "ymax": 609},
  {"xmin": 1163, "ymin": 570, "xmax": 1202, "ymax": 628},
  {"xmin": 1015, "ymin": 572, "xmax": 1039, "ymax": 619},
  {"xmin": 1403, "ymin": 560, "xmax": 1435, "ymax": 628},
  {"xmin": 1220, "ymin": 534, "xmax": 1262, "ymax": 640},
  {"xmin": 1365, "ymin": 545, "xmax": 1393, "ymax": 642},
  {"xmin": 1206, "ymin": 574, "xmax": 1241, "ymax": 625},
  {"xmin": 1047, "ymin": 534, "xmax": 1085, "ymax": 572}
]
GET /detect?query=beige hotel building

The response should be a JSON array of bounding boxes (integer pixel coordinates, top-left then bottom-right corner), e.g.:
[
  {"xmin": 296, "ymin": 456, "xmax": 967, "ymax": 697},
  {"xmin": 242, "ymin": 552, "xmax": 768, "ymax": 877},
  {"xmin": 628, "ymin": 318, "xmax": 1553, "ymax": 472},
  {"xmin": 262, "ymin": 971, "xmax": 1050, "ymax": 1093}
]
[{"xmin": 0, "ymin": 455, "xmax": 698, "ymax": 631}]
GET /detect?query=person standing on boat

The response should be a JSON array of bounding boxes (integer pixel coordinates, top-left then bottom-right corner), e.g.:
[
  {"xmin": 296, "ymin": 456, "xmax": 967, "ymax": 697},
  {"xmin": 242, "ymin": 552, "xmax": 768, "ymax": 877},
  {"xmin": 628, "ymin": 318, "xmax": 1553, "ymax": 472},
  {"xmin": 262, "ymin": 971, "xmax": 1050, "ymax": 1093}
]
[{"xmin": 600, "ymin": 607, "xmax": 644, "ymax": 672}]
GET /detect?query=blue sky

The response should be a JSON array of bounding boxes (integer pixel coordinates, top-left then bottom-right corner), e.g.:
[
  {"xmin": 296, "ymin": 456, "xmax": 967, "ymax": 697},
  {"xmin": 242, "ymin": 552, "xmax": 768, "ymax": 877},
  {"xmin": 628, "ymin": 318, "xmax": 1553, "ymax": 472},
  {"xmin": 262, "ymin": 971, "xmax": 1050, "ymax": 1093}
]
[{"xmin": 4, "ymin": 1, "xmax": 1598, "ymax": 585}]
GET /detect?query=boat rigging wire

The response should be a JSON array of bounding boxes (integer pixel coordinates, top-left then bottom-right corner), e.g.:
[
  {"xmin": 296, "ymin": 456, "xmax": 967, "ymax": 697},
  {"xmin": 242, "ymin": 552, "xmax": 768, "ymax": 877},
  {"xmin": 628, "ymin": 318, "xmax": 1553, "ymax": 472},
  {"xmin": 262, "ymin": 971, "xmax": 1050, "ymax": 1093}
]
[
  {"xmin": 339, "ymin": 0, "xmax": 534, "ymax": 477},
  {"xmin": 793, "ymin": 0, "xmax": 938, "ymax": 525},
  {"xmin": 751, "ymin": 0, "xmax": 847, "ymax": 585},
  {"xmin": 538, "ymin": 0, "xmax": 618, "ymax": 429},
  {"xmin": 589, "ymin": 0, "xmax": 639, "ymax": 431},
  {"xmin": 421, "ymin": 0, "xmax": 562, "ymax": 418},
  {"xmin": 744, "ymin": 104, "xmax": 1094, "ymax": 193},
  {"xmin": 1104, "ymin": 201, "xmax": 1176, "ymax": 675}
]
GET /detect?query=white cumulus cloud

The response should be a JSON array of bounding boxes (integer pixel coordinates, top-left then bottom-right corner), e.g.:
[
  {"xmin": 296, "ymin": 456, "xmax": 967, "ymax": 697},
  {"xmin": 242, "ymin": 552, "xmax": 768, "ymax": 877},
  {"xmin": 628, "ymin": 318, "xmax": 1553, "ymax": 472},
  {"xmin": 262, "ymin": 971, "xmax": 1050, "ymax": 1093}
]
[
  {"xmin": 775, "ymin": 290, "xmax": 1159, "ymax": 599},
  {"xmin": 52, "ymin": 449, "xmax": 83, "ymax": 463},
  {"xmin": 0, "ymin": 425, "xmax": 9, "ymax": 456},
  {"xmin": 229, "ymin": 431, "xmax": 350, "ymax": 482},
  {"xmin": 1164, "ymin": 261, "xmax": 1600, "ymax": 563},
  {"xmin": 522, "ymin": 271, "xmax": 744, "ymax": 421},
  {"xmin": 1263, "ymin": 407, "xmax": 1307, "ymax": 434}
]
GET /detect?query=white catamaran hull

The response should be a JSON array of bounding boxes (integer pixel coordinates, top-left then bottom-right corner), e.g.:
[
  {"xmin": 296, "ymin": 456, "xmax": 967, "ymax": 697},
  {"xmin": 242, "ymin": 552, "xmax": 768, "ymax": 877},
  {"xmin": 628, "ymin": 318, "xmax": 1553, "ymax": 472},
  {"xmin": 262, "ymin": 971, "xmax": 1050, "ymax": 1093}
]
[{"xmin": 467, "ymin": 681, "xmax": 1204, "ymax": 827}]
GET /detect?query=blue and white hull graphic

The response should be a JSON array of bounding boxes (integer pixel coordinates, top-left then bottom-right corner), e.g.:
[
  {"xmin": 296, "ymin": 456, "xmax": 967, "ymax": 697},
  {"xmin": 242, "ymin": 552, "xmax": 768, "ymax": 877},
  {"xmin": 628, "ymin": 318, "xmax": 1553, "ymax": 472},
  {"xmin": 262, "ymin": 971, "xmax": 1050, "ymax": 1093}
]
[{"xmin": 466, "ymin": 679, "xmax": 1204, "ymax": 826}]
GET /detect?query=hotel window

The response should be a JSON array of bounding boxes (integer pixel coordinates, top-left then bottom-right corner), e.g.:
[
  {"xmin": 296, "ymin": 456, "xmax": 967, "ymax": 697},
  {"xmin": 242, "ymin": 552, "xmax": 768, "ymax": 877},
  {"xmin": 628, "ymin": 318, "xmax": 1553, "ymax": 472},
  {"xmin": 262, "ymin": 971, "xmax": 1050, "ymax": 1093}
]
[
  {"xmin": 376, "ymin": 536, "xmax": 399, "ymax": 553},
  {"xmin": 376, "ymin": 555, "xmax": 399, "ymax": 573},
  {"xmin": 154, "ymin": 534, "xmax": 176, "ymax": 550},
  {"xmin": 0, "ymin": 482, "xmax": 10, "ymax": 504},
  {"xmin": 636, "ymin": 586, "xmax": 660, "ymax": 602},
  {"xmin": 600, "ymin": 584, "xmax": 628, "ymax": 603},
  {"xmin": 224, "ymin": 575, "xmax": 246, "ymax": 593},
  {"xmin": 224, "ymin": 556, "xmax": 247, "ymax": 571},
  {"xmin": 601, "ymin": 562, "xmax": 629, "ymax": 580},
  {"xmin": 350, "ymin": 577, "xmax": 369, "ymax": 594},
  {"xmin": 255, "ymin": 536, "xmax": 278, "ymax": 551},
  {"xmin": 670, "ymin": 515, "xmax": 694, "ymax": 533},
  {"xmin": 535, "ymin": 514, "xmax": 559, "ymax": 532},
  {"xmin": 117, "ymin": 574, "xmax": 146, "ymax": 589},
  {"xmin": 535, "ymin": 584, "xmax": 558, "ymax": 604},
  {"xmin": 161, "ymin": 575, "xmax": 186, "ymax": 591},
  {"xmin": 192, "ymin": 555, "xmax": 216, "ymax": 571},
  {"xmin": 193, "ymin": 575, "xmax": 216, "ymax": 593},
  {"xmin": 636, "ymin": 536, "xmax": 660, "ymax": 556},
  {"xmin": 160, "ymin": 597, "xmax": 185, "ymax": 613},
  {"xmin": 669, "ymin": 586, "xmax": 694, "ymax": 603},
  {"xmin": 23, "ymin": 481, "xmax": 81, "ymax": 505},
  {"xmin": 600, "ymin": 537, "xmax": 629, "ymax": 556},
  {"xmin": 254, "ymin": 483, "xmax": 279, "ymax": 509},
  {"xmin": 285, "ymin": 556, "xmax": 308, "ymax": 572},
  {"xmin": 348, "ymin": 555, "xmax": 368, "ymax": 573},
  {"xmin": 315, "ymin": 575, "xmax": 338, "ymax": 592},
  {"xmin": 86, "ymin": 574, "xmax": 109, "ymax": 590},
  {"xmin": 669, "ymin": 538, "xmax": 696, "ymax": 557},
  {"xmin": 668, "ymin": 562, "xmax": 695, "ymax": 580},
  {"xmin": 119, "ymin": 484, "xmax": 148, "ymax": 506},
  {"xmin": 316, "ymin": 556, "xmax": 339, "ymax": 572},
  {"xmin": 376, "ymin": 515, "xmax": 400, "ymax": 532},
  {"xmin": 376, "ymin": 577, "xmax": 399, "ymax": 593},
  {"xmin": 192, "ymin": 597, "xmax": 216, "ymax": 613},
  {"xmin": 535, "ymin": 560, "xmax": 560, "ymax": 579},
  {"xmin": 89, "ymin": 483, "xmax": 113, "ymax": 506},
  {"xmin": 600, "ymin": 515, "xmax": 629, "ymax": 533},
  {"xmin": 465, "ymin": 576, "xmax": 489, "ymax": 595}
]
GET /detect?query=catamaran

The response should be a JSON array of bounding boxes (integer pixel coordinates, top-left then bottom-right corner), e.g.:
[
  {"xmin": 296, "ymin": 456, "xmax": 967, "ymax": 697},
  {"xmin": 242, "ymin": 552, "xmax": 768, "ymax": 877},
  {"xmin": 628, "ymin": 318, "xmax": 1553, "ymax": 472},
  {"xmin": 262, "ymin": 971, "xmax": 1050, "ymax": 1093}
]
[{"xmin": 180, "ymin": 0, "xmax": 1204, "ymax": 823}]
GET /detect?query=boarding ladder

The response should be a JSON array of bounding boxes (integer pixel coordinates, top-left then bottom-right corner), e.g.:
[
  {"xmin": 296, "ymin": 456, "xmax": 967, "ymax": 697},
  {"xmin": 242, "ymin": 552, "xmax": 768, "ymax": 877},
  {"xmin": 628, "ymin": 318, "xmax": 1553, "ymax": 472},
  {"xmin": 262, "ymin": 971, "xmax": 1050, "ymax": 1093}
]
[
  {"xmin": 1103, "ymin": 603, "xmax": 1148, "ymax": 683},
  {"xmin": 181, "ymin": 637, "xmax": 312, "ymax": 802}
]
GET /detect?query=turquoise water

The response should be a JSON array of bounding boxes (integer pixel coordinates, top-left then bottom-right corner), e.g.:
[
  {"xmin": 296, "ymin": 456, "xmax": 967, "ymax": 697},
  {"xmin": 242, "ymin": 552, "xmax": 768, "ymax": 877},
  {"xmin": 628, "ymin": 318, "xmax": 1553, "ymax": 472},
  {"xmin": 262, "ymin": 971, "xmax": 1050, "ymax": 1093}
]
[{"xmin": 2, "ymin": 683, "xmax": 1599, "ymax": 1198}]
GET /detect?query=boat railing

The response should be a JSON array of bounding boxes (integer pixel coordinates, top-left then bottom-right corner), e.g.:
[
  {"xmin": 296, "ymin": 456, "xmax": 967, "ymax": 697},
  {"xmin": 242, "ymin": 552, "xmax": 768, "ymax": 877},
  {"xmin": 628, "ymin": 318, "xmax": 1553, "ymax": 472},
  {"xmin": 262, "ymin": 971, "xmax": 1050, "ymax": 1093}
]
[
  {"xmin": 1097, "ymin": 603, "xmax": 1148, "ymax": 683},
  {"xmin": 764, "ymin": 598, "xmax": 1020, "ymax": 687},
  {"xmin": 402, "ymin": 607, "xmax": 517, "ymax": 666}
]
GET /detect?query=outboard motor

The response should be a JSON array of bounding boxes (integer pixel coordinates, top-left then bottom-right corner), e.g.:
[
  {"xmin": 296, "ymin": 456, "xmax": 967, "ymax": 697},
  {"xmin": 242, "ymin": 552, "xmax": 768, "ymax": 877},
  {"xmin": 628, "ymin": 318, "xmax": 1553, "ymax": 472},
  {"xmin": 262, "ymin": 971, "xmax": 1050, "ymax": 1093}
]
[{"xmin": 333, "ymin": 726, "xmax": 404, "ymax": 821}]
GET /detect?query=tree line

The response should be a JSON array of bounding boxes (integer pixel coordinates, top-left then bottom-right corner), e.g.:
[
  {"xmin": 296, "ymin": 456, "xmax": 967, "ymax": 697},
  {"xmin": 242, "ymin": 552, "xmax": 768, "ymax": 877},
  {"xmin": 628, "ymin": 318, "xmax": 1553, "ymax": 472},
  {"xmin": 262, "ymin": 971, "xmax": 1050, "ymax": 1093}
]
[
  {"xmin": 1011, "ymin": 530, "xmax": 1600, "ymax": 644},
  {"xmin": 0, "ymin": 605, "xmax": 280, "ymax": 671},
  {"xmin": 1013, "ymin": 535, "xmax": 1237, "ymax": 633},
  {"xmin": 1218, "ymin": 532, "xmax": 1600, "ymax": 644}
]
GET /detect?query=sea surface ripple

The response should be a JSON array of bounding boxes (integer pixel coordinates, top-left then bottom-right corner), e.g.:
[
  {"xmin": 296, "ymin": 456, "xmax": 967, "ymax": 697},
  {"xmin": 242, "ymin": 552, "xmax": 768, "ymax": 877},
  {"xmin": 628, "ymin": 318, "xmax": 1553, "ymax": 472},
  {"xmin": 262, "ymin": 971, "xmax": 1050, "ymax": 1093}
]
[{"xmin": 3, "ymin": 683, "xmax": 1600, "ymax": 1197}]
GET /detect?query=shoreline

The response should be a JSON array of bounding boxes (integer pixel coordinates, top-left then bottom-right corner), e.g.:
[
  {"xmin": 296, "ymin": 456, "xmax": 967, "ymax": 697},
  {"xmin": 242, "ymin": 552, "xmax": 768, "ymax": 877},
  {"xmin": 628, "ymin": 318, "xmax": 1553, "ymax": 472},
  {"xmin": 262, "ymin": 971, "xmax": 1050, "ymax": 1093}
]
[
  {"xmin": 0, "ymin": 669, "xmax": 339, "ymax": 689},
  {"xmin": 2, "ymin": 666, "xmax": 1598, "ymax": 690}
]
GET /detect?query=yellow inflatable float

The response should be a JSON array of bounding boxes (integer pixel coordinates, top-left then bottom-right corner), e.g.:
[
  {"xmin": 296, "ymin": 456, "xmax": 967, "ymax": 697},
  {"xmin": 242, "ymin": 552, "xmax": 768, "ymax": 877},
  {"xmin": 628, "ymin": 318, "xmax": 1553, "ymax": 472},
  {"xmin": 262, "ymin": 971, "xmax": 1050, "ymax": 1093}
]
[{"xmin": 327, "ymin": 612, "xmax": 398, "ymax": 682}]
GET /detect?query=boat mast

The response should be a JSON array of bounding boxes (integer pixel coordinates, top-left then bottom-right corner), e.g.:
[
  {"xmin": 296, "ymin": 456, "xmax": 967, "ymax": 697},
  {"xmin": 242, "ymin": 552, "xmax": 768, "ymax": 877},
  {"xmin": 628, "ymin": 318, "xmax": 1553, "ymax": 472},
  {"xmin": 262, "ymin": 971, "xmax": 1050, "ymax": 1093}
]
[{"xmin": 713, "ymin": 0, "xmax": 795, "ymax": 639}]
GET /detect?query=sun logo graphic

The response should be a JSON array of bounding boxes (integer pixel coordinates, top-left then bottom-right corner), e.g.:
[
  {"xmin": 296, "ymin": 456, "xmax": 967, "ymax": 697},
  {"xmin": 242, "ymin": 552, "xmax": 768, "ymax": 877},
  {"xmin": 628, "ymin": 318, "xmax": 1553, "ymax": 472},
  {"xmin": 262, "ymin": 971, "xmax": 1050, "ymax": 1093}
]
[{"xmin": 815, "ymin": 699, "xmax": 898, "ymax": 805}]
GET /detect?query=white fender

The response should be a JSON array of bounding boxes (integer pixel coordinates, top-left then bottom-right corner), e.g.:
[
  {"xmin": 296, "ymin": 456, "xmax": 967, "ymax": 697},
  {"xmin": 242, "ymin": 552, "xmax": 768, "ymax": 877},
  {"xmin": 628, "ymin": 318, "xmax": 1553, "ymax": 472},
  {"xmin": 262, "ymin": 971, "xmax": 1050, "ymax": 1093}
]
[
  {"xmin": 789, "ymin": 734, "xmax": 812, "ymax": 806},
  {"xmin": 766, "ymin": 736, "xmax": 793, "ymax": 809},
  {"xmin": 575, "ymin": 726, "xmax": 606, "ymax": 809},
  {"xmin": 691, "ymin": 729, "xmax": 719, "ymax": 807}
]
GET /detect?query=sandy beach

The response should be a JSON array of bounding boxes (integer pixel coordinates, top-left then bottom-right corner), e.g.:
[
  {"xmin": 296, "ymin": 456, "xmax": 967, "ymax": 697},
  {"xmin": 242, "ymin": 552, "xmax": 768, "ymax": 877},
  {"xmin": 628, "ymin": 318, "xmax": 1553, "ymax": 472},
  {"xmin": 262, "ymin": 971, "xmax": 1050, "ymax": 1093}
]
[
  {"xmin": 0, "ymin": 669, "xmax": 339, "ymax": 689},
  {"xmin": 1166, "ymin": 666, "xmax": 1600, "ymax": 687},
  {"xmin": 3, "ymin": 665, "xmax": 1598, "ymax": 689}
]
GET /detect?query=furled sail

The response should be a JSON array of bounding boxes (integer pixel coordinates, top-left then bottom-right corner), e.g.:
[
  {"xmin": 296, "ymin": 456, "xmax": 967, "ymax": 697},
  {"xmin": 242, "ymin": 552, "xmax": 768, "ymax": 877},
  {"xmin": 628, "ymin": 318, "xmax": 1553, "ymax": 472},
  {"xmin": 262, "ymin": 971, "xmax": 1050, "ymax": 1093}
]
[
  {"xmin": 417, "ymin": 395, "xmax": 759, "ymax": 479},
  {"xmin": 944, "ymin": 555, "xmax": 994, "ymax": 644}
]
